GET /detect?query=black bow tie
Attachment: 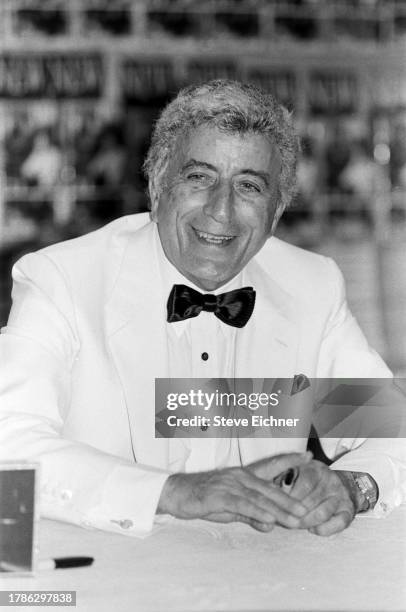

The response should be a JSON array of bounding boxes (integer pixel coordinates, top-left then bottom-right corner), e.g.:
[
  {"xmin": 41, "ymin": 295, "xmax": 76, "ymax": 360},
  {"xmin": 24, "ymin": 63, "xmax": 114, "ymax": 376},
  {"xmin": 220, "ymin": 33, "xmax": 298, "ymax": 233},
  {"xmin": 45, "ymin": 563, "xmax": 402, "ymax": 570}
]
[{"xmin": 167, "ymin": 284, "xmax": 256, "ymax": 328}]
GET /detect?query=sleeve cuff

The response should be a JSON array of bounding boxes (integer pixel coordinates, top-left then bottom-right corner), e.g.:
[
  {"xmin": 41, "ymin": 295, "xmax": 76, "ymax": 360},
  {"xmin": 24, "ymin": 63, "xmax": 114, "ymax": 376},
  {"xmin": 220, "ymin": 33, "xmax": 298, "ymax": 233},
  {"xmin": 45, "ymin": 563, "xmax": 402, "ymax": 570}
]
[
  {"xmin": 84, "ymin": 463, "xmax": 172, "ymax": 536},
  {"xmin": 330, "ymin": 450, "xmax": 404, "ymax": 518}
]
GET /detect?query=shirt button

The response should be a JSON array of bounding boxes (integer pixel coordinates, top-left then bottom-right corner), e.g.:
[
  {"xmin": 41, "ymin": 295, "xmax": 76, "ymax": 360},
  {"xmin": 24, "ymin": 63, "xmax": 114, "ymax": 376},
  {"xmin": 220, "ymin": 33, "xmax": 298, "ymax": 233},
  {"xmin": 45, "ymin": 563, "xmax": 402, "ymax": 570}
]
[{"xmin": 201, "ymin": 352, "xmax": 209, "ymax": 361}]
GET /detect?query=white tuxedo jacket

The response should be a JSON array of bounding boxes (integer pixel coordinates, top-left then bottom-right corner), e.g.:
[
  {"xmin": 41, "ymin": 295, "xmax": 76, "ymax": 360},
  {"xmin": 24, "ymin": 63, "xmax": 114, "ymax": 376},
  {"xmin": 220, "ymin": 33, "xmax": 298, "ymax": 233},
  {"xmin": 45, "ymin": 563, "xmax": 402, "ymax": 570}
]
[{"xmin": 0, "ymin": 213, "xmax": 404, "ymax": 536}]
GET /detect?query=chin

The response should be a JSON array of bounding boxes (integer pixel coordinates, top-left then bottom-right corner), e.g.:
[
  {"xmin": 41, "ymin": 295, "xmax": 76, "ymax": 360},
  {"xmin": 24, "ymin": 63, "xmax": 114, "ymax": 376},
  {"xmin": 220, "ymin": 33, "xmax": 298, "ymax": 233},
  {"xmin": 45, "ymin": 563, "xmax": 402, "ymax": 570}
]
[
  {"xmin": 194, "ymin": 275, "xmax": 231, "ymax": 292},
  {"xmin": 188, "ymin": 276, "xmax": 217, "ymax": 291},
  {"xmin": 184, "ymin": 261, "xmax": 238, "ymax": 290}
]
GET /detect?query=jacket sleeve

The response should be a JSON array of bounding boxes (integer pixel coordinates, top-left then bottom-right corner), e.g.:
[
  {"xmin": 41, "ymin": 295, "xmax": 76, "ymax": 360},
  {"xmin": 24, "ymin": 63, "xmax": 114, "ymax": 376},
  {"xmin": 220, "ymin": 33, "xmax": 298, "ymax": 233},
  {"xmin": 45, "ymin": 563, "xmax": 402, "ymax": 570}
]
[
  {"xmin": 0, "ymin": 252, "xmax": 171, "ymax": 537},
  {"xmin": 315, "ymin": 258, "xmax": 406, "ymax": 517}
]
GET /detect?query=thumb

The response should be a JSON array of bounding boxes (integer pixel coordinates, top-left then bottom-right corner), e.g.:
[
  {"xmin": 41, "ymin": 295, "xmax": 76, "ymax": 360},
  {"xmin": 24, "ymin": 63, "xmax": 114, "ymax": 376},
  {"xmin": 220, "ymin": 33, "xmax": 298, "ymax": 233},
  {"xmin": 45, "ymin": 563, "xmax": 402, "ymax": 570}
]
[{"xmin": 248, "ymin": 451, "xmax": 312, "ymax": 481}]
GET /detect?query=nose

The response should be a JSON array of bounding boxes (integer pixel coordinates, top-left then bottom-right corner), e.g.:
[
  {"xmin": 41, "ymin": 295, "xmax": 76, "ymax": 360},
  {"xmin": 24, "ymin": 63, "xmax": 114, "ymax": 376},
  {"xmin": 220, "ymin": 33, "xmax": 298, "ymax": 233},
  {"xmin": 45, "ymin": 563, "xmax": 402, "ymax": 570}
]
[{"xmin": 203, "ymin": 180, "xmax": 234, "ymax": 224}]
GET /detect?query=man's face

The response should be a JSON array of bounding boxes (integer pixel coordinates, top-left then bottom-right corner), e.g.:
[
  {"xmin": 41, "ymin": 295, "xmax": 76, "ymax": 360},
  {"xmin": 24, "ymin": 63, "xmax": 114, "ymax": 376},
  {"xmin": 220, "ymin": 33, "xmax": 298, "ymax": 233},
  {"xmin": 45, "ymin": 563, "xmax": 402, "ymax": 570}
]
[{"xmin": 150, "ymin": 125, "xmax": 282, "ymax": 291}]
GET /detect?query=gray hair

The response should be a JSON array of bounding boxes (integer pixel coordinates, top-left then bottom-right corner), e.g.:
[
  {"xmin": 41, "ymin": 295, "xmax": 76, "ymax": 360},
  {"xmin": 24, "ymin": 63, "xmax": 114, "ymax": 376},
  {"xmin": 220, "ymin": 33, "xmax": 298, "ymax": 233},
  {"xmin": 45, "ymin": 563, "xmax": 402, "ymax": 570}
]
[{"xmin": 143, "ymin": 79, "xmax": 299, "ymax": 214}]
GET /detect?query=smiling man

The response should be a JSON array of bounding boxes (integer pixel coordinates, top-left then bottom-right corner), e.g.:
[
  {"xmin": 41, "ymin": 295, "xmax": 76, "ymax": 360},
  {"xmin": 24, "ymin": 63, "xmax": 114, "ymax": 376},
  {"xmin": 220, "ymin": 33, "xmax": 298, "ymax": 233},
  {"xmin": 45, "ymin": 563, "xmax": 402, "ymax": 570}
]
[
  {"xmin": 149, "ymin": 125, "xmax": 282, "ymax": 290},
  {"xmin": 0, "ymin": 80, "xmax": 405, "ymax": 538}
]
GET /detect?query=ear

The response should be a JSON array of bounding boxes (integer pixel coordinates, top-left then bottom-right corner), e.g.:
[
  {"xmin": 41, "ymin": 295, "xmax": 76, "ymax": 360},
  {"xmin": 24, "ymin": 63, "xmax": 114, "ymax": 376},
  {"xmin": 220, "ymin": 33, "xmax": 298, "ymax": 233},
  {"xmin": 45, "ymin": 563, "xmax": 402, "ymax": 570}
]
[
  {"xmin": 149, "ymin": 178, "xmax": 160, "ymax": 222},
  {"xmin": 267, "ymin": 200, "xmax": 284, "ymax": 237}
]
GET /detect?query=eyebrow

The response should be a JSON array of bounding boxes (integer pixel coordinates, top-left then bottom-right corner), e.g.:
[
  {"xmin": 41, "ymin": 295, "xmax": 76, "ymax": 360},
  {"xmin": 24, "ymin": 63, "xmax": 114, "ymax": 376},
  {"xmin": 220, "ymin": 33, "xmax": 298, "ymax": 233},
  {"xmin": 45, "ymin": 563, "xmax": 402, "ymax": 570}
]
[
  {"xmin": 181, "ymin": 160, "xmax": 216, "ymax": 173},
  {"xmin": 239, "ymin": 169, "xmax": 270, "ymax": 187},
  {"xmin": 181, "ymin": 159, "xmax": 270, "ymax": 186}
]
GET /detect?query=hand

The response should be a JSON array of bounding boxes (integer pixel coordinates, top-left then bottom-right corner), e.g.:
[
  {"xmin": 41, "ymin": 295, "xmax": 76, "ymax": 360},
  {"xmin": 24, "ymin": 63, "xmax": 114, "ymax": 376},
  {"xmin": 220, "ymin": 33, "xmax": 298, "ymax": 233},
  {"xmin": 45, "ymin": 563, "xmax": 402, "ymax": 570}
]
[
  {"xmin": 286, "ymin": 460, "xmax": 357, "ymax": 536},
  {"xmin": 157, "ymin": 459, "xmax": 311, "ymax": 533},
  {"xmin": 248, "ymin": 451, "xmax": 312, "ymax": 482}
]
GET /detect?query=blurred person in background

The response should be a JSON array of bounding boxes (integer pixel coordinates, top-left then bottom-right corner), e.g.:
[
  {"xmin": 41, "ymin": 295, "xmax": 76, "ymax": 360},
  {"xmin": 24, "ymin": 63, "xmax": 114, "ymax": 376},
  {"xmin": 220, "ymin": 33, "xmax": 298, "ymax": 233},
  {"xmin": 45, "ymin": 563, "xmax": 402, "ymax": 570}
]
[
  {"xmin": 86, "ymin": 125, "xmax": 126, "ymax": 188},
  {"xmin": 325, "ymin": 120, "xmax": 351, "ymax": 194},
  {"xmin": 390, "ymin": 120, "xmax": 406, "ymax": 190},
  {"xmin": 72, "ymin": 110, "xmax": 103, "ymax": 182},
  {"xmin": 280, "ymin": 135, "xmax": 320, "ymax": 245},
  {"xmin": 338, "ymin": 138, "xmax": 385, "ymax": 227},
  {"xmin": 21, "ymin": 128, "xmax": 63, "ymax": 190},
  {"xmin": 86, "ymin": 124, "xmax": 126, "ymax": 223},
  {"xmin": 296, "ymin": 136, "xmax": 319, "ymax": 206},
  {"xmin": 4, "ymin": 111, "xmax": 33, "ymax": 182},
  {"xmin": 339, "ymin": 139, "xmax": 384, "ymax": 201}
]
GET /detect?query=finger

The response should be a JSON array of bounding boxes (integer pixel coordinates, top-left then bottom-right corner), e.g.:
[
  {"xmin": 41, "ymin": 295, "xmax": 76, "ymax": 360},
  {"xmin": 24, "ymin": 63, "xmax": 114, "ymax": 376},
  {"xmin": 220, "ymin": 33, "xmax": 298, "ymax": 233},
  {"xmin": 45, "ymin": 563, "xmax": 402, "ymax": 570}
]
[
  {"xmin": 198, "ymin": 471, "xmax": 304, "ymax": 526},
  {"xmin": 206, "ymin": 511, "xmax": 274, "ymax": 532},
  {"xmin": 237, "ymin": 485, "xmax": 307, "ymax": 529},
  {"xmin": 235, "ymin": 514, "xmax": 275, "ymax": 533},
  {"xmin": 208, "ymin": 474, "xmax": 306, "ymax": 529},
  {"xmin": 295, "ymin": 469, "xmax": 349, "ymax": 514},
  {"xmin": 205, "ymin": 512, "xmax": 237, "ymax": 524},
  {"xmin": 289, "ymin": 471, "xmax": 321, "ymax": 505},
  {"xmin": 230, "ymin": 488, "xmax": 308, "ymax": 530},
  {"xmin": 240, "ymin": 471, "xmax": 309, "ymax": 518},
  {"xmin": 291, "ymin": 472, "xmax": 329, "ymax": 510},
  {"xmin": 227, "ymin": 493, "xmax": 278, "ymax": 526},
  {"xmin": 299, "ymin": 496, "xmax": 340, "ymax": 529},
  {"xmin": 308, "ymin": 510, "xmax": 354, "ymax": 536},
  {"xmin": 251, "ymin": 521, "xmax": 275, "ymax": 533},
  {"xmin": 249, "ymin": 452, "xmax": 312, "ymax": 481}
]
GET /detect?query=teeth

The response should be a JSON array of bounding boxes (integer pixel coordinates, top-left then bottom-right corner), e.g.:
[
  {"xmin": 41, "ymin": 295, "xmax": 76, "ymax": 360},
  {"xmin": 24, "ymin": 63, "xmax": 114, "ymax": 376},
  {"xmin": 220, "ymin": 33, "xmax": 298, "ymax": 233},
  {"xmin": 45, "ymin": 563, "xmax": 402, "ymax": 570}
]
[{"xmin": 196, "ymin": 230, "xmax": 234, "ymax": 244}]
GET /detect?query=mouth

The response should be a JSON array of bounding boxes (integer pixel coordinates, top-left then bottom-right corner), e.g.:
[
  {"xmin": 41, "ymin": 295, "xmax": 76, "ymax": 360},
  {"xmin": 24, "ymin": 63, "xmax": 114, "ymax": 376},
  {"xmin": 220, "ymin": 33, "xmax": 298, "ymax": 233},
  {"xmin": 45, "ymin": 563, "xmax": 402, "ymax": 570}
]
[{"xmin": 193, "ymin": 228, "xmax": 236, "ymax": 246}]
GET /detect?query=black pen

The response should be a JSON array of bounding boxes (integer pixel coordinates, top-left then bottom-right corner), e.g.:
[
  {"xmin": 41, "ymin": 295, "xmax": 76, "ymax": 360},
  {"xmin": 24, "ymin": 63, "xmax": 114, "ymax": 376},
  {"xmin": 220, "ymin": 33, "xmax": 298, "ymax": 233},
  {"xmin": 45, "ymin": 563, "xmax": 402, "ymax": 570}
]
[
  {"xmin": 273, "ymin": 467, "xmax": 299, "ymax": 493},
  {"xmin": 38, "ymin": 556, "xmax": 94, "ymax": 570}
]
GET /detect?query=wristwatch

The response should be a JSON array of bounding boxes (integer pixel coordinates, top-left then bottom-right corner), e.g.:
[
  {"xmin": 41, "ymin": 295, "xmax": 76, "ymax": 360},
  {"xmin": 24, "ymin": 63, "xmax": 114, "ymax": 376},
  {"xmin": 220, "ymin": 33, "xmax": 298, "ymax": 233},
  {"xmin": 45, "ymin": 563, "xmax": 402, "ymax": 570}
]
[{"xmin": 352, "ymin": 472, "xmax": 379, "ymax": 512}]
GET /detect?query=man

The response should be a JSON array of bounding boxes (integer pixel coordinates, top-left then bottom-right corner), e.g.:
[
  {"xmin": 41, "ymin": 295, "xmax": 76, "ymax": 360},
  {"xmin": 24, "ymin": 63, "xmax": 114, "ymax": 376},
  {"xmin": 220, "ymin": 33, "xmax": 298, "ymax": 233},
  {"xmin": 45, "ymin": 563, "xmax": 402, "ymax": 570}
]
[{"xmin": 0, "ymin": 80, "xmax": 404, "ymax": 538}]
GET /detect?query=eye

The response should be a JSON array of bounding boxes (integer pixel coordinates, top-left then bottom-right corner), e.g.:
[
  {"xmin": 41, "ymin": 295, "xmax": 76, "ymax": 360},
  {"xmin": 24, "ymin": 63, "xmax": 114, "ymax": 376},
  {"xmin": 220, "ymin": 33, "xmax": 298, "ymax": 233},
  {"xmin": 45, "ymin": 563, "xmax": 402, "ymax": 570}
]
[
  {"xmin": 186, "ymin": 172, "xmax": 209, "ymax": 182},
  {"xmin": 238, "ymin": 181, "xmax": 262, "ymax": 194}
]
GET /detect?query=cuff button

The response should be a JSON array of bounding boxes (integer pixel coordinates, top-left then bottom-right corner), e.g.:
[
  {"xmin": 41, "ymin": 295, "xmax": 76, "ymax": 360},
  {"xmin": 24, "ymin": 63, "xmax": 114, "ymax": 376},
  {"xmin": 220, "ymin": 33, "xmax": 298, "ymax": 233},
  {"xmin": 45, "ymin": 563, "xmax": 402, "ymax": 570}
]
[{"xmin": 60, "ymin": 489, "xmax": 72, "ymax": 501}]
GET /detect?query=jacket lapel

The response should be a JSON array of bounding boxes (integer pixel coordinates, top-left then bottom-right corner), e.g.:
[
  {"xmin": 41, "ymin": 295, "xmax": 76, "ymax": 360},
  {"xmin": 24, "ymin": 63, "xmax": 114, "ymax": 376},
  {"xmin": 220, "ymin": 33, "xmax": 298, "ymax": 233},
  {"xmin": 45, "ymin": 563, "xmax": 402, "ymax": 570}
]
[
  {"xmin": 237, "ymin": 257, "xmax": 306, "ymax": 463},
  {"xmin": 105, "ymin": 221, "xmax": 187, "ymax": 470},
  {"xmin": 236, "ymin": 256, "xmax": 299, "ymax": 379}
]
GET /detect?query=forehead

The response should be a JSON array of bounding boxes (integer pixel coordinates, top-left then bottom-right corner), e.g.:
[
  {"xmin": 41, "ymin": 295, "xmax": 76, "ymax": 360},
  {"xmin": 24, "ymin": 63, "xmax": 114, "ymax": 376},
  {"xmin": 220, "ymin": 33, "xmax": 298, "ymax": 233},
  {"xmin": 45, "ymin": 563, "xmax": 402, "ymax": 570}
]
[{"xmin": 171, "ymin": 124, "xmax": 282, "ymax": 177}]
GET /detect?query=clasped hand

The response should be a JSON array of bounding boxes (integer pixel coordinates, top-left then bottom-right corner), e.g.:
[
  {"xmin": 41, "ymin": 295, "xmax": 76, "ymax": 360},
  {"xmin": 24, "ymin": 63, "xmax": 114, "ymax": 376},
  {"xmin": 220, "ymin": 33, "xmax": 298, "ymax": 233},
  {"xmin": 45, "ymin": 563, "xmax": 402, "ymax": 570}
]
[
  {"xmin": 276, "ymin": 459, "xmax": 357, "ymax": 536},
  {"xmin": 158, "ymin": 452, "xmax": 357, "ymax": 535}
]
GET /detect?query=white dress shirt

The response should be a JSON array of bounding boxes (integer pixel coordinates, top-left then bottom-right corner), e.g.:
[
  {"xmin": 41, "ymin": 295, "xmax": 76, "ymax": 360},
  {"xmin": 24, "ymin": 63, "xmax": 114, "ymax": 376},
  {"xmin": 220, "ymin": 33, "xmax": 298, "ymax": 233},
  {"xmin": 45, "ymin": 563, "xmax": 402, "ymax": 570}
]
[{"xmin": 157, "ymin": 235, "xmax": 244, "ymax": 473}]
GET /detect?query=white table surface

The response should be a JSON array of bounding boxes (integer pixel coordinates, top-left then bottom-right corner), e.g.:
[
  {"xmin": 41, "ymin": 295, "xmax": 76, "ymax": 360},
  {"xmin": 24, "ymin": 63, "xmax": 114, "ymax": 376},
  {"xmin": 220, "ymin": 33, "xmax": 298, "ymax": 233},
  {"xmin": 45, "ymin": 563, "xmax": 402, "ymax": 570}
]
[{"xmin": 1, "ymin": 507, "xmax": 406, "ymax": 612}]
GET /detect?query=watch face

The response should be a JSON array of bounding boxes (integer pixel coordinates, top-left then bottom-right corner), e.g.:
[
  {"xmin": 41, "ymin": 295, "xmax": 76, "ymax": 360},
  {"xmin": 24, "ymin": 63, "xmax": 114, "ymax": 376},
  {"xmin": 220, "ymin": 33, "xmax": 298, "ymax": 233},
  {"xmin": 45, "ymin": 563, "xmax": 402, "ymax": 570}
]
[{"xmin": 354, "ymin": 473, "xmax": 378, "ymax": 511}]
